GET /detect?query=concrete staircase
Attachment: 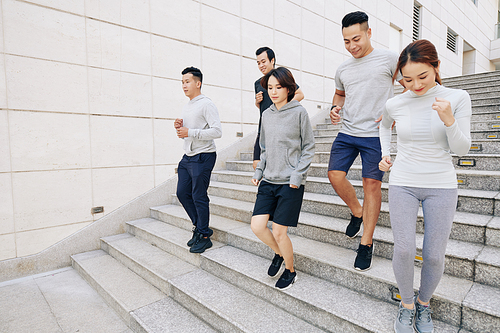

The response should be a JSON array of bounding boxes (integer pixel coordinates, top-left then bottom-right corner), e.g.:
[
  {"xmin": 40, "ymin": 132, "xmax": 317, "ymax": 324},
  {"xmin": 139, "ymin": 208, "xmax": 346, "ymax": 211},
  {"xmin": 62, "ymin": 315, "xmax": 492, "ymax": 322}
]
[{"xmin": 72, "ymin": 71, "xmax": 500, "ymax": 332}]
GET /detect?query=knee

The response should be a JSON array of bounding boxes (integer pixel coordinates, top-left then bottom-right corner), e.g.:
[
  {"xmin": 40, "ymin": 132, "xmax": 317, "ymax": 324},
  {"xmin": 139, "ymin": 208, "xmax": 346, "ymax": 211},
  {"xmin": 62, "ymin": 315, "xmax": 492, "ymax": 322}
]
[
  {"xmin": 251, "ymin": 218, "xmax": 266, "ymax": 235},
  {"xmin": 363, "ymin": 178, "xmax": 382, "ymax": 195},
  {"xmin": 272, "ymin": 228, "xmax": 287, "ymax": 243},
  {"xmin": 422, "ymin": 253, "xmax": 445, "ymax": 270},
  {"xmin": 328, "ymin": 170, "xmax": 345, "ymax": 185},
  {"xmin": 394, "ymin": 246, "xmax": 414, "ymax": 262}
]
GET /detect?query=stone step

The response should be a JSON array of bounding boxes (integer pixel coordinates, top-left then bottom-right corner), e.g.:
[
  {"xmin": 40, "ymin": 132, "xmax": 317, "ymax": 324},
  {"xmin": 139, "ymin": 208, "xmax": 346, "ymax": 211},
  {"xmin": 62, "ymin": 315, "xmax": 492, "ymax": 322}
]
[
  {"xmin": 169, "ymin": 269, "xmax": 326, "ymax": 333},
  {"xmin": 464, "ymin": 84, "xmax": 500, "ymax": 94},
  {"xmin": 125, "ymin": 218, "xmax": 225, "ymax": 267},
  {"xmin": 225, "ymin": 160, "xmax": 500, "ymax": 192},
  {"xmin": 100, "ymin": 233, "xmax": 197, "ymax": 295},
  {"xmin": 317, "ymin": 120, "xmax": 500, "ymax": 132},
  {"xmin": 149, "ymin": 205, "xmax": 497, "ymax": 330},
  {"xmin": 314, "ymin": 139, "xmax": 500, "ymax": 155},
  {"xmin": 310, "ymin": 151, "xmax": 500, "ymax": 171},
  {"xmin": 202, "ymin": 246, "xmax": 486, "ymax": 333},
  {"xmin": 323, "ymin": 110, "xmax": 500, "ymax": 124},
  {"xmin": 158, "ymin": 191, "xmax": 500, "ymax": 287},
  {"xmin": 205, "ymin": 179, "xmax": 498, "ymax": 248},
  {"xmin": 210, "ymin": 172, "xmax": 499, "ymax": 218},
  {"xmin": 314, "ymin": 127, "xmax": 500, "ymax": 140},
  {"xmin": 443, "ymin": 71, "xmax": 500, "ymax": 83},
  {"xmin": 472, "ymin": 97, "xmax": 500, "ymax": 106},
  {"xmin": 120, "ymin": 218, "xmax": 327, "ymax": 332},
  {"xmin": 100, "ymin": 233, "xmax": 319, "ymax": 333},
  {"xmin": 70, "ymin": 250, "xmax": 166, "ymax": 328}
]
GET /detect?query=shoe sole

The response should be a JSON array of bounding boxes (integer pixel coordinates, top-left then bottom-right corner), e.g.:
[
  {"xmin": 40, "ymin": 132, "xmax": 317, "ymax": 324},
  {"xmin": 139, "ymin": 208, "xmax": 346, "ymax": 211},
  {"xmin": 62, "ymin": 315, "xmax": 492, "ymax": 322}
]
[
  {"xmin": 268, "ymin": 263, "xmax": 285, "ymax": 278},
  {"xmin": 394, "ymin": 320, "xmax": 415, "ymax": 333},
  {"xmin": 275, "ymin": 275, "xmax": 297, "ymax": 291},
  {"xmin": 413, "ymin": 322, "xmax": 433, "ymax": 333}
]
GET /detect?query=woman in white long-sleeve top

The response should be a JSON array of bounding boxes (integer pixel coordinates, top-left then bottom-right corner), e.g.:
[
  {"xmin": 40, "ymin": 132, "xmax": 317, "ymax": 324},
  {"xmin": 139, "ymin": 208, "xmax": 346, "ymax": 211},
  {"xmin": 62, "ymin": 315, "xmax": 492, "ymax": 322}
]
[{"xmin": 378, "ymin": 40, "xmax": 471, "ymax": 333}]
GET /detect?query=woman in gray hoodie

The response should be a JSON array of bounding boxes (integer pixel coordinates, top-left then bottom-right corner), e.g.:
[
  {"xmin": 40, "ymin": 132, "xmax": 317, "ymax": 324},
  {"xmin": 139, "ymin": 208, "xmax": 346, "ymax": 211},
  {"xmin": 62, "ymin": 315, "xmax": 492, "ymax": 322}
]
[{"xmin": 251, "ymin": 67, "xmax": 315, "ymax": 290}]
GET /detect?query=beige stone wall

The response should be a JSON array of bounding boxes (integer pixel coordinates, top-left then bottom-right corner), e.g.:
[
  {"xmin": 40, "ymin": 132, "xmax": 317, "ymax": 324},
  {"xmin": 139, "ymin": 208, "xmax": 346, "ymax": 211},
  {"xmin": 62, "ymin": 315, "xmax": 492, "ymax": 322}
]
[{"xmin": 0, "ymin": 0, "xmax": 498, "ymax": 260}]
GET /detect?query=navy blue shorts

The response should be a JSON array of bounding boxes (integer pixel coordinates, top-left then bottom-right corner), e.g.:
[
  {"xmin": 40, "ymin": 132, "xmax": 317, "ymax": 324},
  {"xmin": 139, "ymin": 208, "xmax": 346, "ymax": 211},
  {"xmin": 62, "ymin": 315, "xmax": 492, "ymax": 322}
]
[
  {"xmin": 252, "ymin": 181, "xmax": 305, "ymax": 227},
  {"xmin": 328, "ymin": 132, "xmax": 384, "ymax": 181}
]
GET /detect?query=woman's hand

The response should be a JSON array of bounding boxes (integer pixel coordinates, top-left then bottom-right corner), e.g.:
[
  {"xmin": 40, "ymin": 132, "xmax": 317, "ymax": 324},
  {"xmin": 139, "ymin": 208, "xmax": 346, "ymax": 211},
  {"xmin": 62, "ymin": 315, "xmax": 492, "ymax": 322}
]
[
  {"xmin": 432, "ymin": 98, "xmax": 455, "ymax": 127},
  {"xmin": 379, "ymin": 156, "xmax": 392, "ymax": 172},
  {"xmin": 289, "ymin": 184, "xmax": 298, "ymax": 189},
  {"xmin": 251, "ymin": 178, "xmax": 260, "ymax": 186}
]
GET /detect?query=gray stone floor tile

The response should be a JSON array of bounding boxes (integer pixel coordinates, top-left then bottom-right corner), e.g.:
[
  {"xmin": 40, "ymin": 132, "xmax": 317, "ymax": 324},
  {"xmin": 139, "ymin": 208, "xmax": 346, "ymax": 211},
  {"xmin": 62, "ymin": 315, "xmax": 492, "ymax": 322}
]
[
  {"xmin": 34, "ymin": 269, "xmax": 129, "ymax": 333},
  {"xmin": 0, "ymin": 279, "xmax": 62, "ymax": 333}
]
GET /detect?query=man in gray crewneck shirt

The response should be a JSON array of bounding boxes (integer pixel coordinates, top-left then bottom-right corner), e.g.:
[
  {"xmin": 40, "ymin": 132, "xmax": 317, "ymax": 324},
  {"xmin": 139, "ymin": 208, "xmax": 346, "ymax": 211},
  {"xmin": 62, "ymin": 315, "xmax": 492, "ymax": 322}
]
[
  {"xmin": 175, "ymin": 66, "xmax": 222, "ymax": 254},
  {"xmin": 328, "ymin": 11, "xmax": 404, "ymax": 271}
]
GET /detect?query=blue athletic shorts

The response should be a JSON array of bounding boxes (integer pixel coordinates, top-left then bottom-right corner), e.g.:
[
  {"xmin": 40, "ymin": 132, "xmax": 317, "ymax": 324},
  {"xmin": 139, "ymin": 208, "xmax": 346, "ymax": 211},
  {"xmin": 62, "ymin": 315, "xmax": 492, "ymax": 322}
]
[{"xmin": 327, "ymin": 132, "xmax": 384, "ymax": 181}]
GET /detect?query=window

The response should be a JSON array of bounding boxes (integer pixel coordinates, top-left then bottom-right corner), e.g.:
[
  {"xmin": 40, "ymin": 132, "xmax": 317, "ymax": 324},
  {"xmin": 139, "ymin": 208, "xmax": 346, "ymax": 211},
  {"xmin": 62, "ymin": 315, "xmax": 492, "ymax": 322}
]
[
  {"xmin": 447, "ymin": 28, "xmax": 458, "ymax": 53},
  {"xmin": 412, "ymin": 2, "xmax": 422, "ymax": 41}
]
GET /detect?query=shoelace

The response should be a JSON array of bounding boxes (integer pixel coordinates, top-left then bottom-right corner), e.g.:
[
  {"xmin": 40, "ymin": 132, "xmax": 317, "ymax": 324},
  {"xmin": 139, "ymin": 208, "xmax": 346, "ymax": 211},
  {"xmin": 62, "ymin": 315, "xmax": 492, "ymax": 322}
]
[
  {"xmin": 398, "ymin": 307, "xmax": 415, "ymax": 325},
  {"xmin": 271, "ymin": 255, "xmax": 282, "ymax": 266},
  {"xmin": 357, "ymin": 246, "xmax": 372, "ymax": 258},
  {"xmin": 417, "ymin": 304, "xmax": 433, "ymax": 323}
]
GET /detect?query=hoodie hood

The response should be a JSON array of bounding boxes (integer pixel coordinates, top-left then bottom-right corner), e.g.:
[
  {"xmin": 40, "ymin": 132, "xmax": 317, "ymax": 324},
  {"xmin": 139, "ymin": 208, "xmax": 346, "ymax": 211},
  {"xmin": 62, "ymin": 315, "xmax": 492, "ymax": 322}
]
[{"xmin": 269, "ymin": 100, "xmax": 301, "ymax": 112}]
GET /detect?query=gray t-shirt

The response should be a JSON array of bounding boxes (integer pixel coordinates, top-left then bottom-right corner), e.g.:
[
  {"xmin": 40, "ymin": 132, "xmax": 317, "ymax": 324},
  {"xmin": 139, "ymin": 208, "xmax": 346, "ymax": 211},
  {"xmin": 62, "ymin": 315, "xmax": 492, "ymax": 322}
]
[{"xmin": 335, "ymin": 48, "xmax": 401, "ymax": 137}]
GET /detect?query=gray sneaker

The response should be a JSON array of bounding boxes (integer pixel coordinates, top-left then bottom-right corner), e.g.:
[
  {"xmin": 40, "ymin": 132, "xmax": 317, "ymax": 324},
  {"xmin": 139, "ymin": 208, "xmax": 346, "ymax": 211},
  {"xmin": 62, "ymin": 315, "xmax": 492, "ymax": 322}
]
[
  {"xmin": 414, "ymin": 297, "xmax": 434, "ymax": 333},
  {"xmin": 394, "ymin": 302, "xmax": 415, "ymax": 333}
]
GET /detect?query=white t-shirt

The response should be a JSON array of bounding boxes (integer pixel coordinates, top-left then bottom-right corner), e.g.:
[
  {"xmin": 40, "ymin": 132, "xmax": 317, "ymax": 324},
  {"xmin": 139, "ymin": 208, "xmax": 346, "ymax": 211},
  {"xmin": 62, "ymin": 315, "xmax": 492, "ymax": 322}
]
[
  {"xmin": 335, "ymin": 48, "xmax": 401, "ymax": 137},
  {"xmin": 379, "ymin": 84, "xmax": 471, "ymax": 188}
]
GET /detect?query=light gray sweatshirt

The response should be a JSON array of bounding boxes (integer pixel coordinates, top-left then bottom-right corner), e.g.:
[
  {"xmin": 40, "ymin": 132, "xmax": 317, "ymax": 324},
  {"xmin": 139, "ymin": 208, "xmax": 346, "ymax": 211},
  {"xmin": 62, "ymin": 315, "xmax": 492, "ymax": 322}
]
[
  {"xmin": 253, "ymin": 100, "xmax": 315, "ymax": 187},
  {"xmin": 181, "ymin": 94, "xmax": 222, "ymax": 156}
]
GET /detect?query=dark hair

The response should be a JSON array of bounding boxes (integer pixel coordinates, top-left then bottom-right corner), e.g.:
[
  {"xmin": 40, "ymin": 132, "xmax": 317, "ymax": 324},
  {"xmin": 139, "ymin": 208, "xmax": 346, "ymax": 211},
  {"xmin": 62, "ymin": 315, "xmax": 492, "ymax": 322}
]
[
  {"xmin": 181, "ymin": 66, "xmax": 203, "ymax": 86},
  {"xmin": 260, "ymin": 67, "xmax": 297, "ymax": 103},
  {"xmin": 342, "ymin": 11, "xmax": 369, "ymax": 30},
  {"xmin": 256, "ymin": 46, "xmax": 276, "ymax": 65},
  {"xmin": 394, "ymin": 39, "xmax": 441, "ymax": 84}
]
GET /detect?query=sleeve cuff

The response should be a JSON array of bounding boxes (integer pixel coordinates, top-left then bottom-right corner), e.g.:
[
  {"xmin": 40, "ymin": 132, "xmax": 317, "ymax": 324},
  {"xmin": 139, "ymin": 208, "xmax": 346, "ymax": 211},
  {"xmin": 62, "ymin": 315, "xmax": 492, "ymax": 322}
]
[
  {"xmin": 253, "ymin": 169, "xmax": 263, "ymax": 181},
  {"xmin": 290, "ymin": 173, "xmax": 303, "ymax": 188}
]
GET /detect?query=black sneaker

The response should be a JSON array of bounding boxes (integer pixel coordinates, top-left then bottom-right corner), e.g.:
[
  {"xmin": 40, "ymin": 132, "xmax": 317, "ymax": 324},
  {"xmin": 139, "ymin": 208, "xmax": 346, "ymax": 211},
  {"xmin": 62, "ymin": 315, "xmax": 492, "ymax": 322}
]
[
  {"xmin": 187, "ymin": 227, "xmax": 201, "ymax": 247},
  {"xmin": 189, "ymin": 236, "xmax": 212, "ymax": 253},
  {"xmin": 275, "ymin": 269, "xmax": 297, "ymax": 290},
  {"xmin": 354, "ymin": 243, "xmax": 373, "ymax": 271},
  {"xmin": 346, "ymin": 214, "xmax": 363, "ymax": 238},
  {"xmin": 268, "ymin": 253, "xmax": 284, "ymax": 277}
]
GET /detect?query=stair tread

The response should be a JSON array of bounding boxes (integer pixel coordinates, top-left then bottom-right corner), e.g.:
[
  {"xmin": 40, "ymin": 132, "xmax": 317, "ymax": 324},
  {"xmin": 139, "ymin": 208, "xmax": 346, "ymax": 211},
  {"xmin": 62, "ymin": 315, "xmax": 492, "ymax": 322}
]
[
  {"xmin": 131, "ymin": 297, "xmax": 217, "ymax": 333},
  {"xmin": 201, "ymin": 246, "xmax": 461, "ymax": 333},
  {"xmin": 208, "ymin": 181, "xmax": 495, "ymax": 228},
  {"xmin": 213, "ymin": 171, "xmax": 500, "ymax": 200},
  {"xmin": 152, "ymin": 205, "xmax": 480, "ymax": 306},
  {"xmin": 71, "ymin": 250, "xmax": 165, "ymax": 313},
  {"xmin": 169, "ymin": 269, "xmax": 326, "ymax": 332},
  {"xmin": 227, "ymin": 160, "xmax": 500, "ymax": 177},
  {"xmin": 128, "ymin": 217, "xmax": 226, "ymax": 253},
  {"xmin": 101, "ymin": 233, "xmax": 197, "ymax": 286}
]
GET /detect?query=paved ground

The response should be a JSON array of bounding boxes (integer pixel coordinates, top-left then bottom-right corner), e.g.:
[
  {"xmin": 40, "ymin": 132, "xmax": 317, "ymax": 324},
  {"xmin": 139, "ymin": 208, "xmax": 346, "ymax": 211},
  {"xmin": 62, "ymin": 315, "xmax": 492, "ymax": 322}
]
[{"xmin": 0, "ymin": 267, "xmax": 131, "ymax": 333}]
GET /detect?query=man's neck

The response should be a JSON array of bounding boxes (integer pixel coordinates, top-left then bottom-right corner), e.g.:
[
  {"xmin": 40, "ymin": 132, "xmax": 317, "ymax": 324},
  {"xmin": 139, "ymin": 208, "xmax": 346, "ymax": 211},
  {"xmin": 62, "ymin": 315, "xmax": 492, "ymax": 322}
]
[
  {"xmin": 189, "ymin": 92, "xmax": 202, "ymax": 100},
  {"xmin": 359, "ymin": 46, "xmax": 374, "ymax": 58}
]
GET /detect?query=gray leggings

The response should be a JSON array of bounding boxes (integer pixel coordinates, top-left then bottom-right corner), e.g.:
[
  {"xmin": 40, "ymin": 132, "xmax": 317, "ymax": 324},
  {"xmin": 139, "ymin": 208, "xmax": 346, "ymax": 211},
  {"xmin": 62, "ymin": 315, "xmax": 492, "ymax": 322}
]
[{"xmin": 388, "ymin": 185, "xmax": 458, "ymax": 304}]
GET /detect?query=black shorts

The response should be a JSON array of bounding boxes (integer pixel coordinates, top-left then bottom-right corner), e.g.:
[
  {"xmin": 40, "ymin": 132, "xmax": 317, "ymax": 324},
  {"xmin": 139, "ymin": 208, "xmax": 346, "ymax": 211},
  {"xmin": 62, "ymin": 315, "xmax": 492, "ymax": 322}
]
[{"xmin": 252, "ymin": 181, "xmax": 305, "ymax": 227}]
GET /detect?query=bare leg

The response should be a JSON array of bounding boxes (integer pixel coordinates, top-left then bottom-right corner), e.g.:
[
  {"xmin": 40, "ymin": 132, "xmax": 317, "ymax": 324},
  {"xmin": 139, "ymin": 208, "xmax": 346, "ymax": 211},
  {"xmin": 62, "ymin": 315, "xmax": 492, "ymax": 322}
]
[
  {"xmin": 272, "ymin": 223, "xmax": 294, "ymax": 272},
  {"xmin": 328, "ymin": 170, "xmax": 363, "ymax": 218},
  {"xmin": 360, "ymin": 177, "xmax": 382, "ymax": 245},
  {"xmin": 251, "ymin": 214, "xmax": 281, "ymax": 255}
]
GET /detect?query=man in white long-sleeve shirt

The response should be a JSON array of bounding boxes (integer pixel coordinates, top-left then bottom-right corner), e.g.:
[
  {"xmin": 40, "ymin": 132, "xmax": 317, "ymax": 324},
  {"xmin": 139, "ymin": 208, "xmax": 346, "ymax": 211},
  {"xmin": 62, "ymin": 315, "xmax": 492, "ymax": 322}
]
[{"xmin": 175, "ymin": 67, "xmax": 222, "ymax": 254}]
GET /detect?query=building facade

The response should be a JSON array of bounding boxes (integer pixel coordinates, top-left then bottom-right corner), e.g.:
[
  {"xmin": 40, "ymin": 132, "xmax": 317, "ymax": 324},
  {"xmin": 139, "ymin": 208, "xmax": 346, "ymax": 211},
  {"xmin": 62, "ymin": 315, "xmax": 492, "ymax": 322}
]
[{"xmin": 1, "ymin": 0, "xmax": 499, "ymax": 260}]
